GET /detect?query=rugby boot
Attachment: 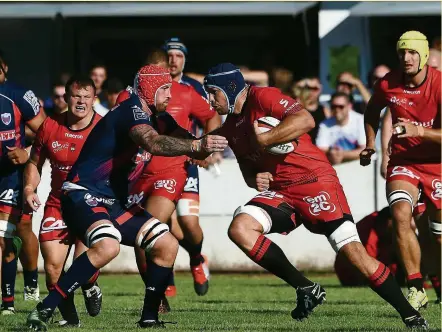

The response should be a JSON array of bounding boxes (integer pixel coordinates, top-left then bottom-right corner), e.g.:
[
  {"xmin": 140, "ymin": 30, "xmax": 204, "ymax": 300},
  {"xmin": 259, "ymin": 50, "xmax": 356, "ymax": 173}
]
[{"xmin": 291, "ymin": 282, "xmax": 326, "ymax": 321}]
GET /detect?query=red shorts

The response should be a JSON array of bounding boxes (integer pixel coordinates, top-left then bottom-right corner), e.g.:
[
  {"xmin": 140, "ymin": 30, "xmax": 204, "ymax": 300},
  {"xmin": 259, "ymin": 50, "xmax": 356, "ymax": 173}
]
[
  {"xmin": 387, "ymin": 163, "xmax": 441, "ymax": 210},
  {"xmin": 39, "ymin": 205, "xmax": 72, "ymax": 244},
  {"xmin": 247, "ymin": 176, "xmax": 352, "ymax": 235},
  {"xmin": 130, "ymin": 168, "xmax": 187, "ymax": 205}
]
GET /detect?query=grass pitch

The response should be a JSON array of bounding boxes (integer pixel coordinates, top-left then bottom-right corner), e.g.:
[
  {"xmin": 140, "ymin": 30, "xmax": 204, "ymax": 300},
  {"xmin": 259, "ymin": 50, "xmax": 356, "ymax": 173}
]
[{"xmin": 1, "ymin": 273, "xmax": 441, "ymax": 331}]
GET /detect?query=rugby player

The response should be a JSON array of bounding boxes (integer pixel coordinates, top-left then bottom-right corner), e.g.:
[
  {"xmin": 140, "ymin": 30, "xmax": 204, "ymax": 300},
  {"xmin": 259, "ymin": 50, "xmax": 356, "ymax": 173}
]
[
  {"xmin": 26, "ymin": 64, "xmax": 227, "ymax": 330},
  {"xmin": 24, "ymin": 76, "xmax": 104, "ymax": 326},
  {"xmin": 0, "ymin": 50, "xmax": 46, "ymax": 314},
  {"xmin": 361, "ymin": 31, "xmax": 441, "ymax": 310},
  {"xmin": 203, "ymin": 63, "xmax": 428, "ymax": 329},
  {"xmin": 162, "ymin": 38, "xmax": 220, "ymax": 295}
]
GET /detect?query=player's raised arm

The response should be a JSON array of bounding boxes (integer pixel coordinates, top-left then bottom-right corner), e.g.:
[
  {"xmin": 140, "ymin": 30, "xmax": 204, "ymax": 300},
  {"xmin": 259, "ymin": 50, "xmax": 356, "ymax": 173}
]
[
  {"xmin": 360, "ymin": 80, "xmax": 389, "ymax": 166},
  {"xmin": 129, "ymin": 123, "xmax": 227, "ymax": 159}
]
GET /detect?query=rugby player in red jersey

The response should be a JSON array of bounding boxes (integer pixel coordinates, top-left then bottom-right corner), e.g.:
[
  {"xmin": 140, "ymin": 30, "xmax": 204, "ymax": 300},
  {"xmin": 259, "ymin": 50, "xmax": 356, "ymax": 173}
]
[
  {"xmin": 203, "ymin": 63, "xmax": 428, "ymax": 329},
  {"xmin": 361, "ymin": 31, "xmax": 441, "ymax": 310},
  {"xmin": 24, "ymin": 76, "xmax": 104, "ymax": 326}
]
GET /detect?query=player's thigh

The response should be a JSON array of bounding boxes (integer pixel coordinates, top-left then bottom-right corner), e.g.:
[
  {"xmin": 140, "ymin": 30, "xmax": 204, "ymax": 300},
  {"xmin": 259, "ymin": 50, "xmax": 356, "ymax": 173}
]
[
  {"xmin": 61, "ymin": 190, "xmax": 118, "ymax": 248},
  {"xmin": 386, "ymin": 165, "xmax": 420, "ymax": 215},
  {"xmin": 230, "ymin": 191, "xmax": 301, "ymax": 238},
  {"xmin": 144, "ymin": 195, "xmax": 176, "ymax": 223},
  {"xmin": 288, "ymin": 179, "xmax": 361, "ymax": 253}
]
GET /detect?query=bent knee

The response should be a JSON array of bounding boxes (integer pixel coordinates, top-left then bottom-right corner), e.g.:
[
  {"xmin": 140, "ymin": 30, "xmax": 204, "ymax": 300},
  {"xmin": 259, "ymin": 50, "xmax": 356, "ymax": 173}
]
[{"xmin": 93, "ymin": 238, "xmax": 120, "ymax": 259}]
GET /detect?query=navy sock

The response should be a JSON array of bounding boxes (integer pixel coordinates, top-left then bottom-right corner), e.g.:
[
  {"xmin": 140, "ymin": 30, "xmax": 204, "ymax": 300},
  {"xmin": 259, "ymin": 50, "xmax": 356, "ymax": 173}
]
[
  {"xmin": 141, "ymin": 261, "xmax": 173, "ymax": 321},
  {"xmin": 1, "ymin": 258, "xmax": 17, "ymax": 308},
  {"xmin": 23, "ymin": 268, "xmax": 38, "ymax": 288},
  {"xmin": 42, "ymin": 252, "xmax": 98, "ymax": 311}
]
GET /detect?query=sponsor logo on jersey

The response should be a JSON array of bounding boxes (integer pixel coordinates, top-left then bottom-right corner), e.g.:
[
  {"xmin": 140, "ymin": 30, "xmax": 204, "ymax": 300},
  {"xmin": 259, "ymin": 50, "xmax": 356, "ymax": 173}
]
[
  {"xmin": 236, "ymin": 117, "xmax": 245, "ymax": 127},
  {"xmin": 132, "ymin": 105, "xmax": 148, "ymax": 121},
  {"xmin": 52, "ymin": 141, "xmax": 69, "ymax": 153},
  {"xmin": 52, "ymin": 162, "xmax": 72, "ymax": 171},
  {"xmin": 255, "ymin": 190, "xmax": 284, "ymax": 200},
  {"xmin": 84, "ymin": 193, "xmax": 115, "ymax": 207},
  {"xmin": 65, "ymin": 132, "xmax": 83, "ymax": 139},
  {"xmin": 154, "ymin": 179, "xmax": 177, "ymax": 193},
  {"xmin": 0, "ymin": 130, "xmax": 15, "ymax": 141},
  {"xmin": 303, "ymin": 191, "xmax": 336, "ymax": 216},
  {"xmin": 431, "ymin": 179, "xmax": 442, "ymax": 200},
  {"xmin": 1, "ymin": 113, "xmax": 11, "ymax": 125},
  {"xmin": 126, "ymin": 191, "xmax": 144, "ymax": 208},
  {"xmin": 0, "ymin": 189, "xmax": 19, "ymax": 206},
  {"xmin": 389, "ymin": 166, "xmax": 420, "ymax": 180},
  {"xmin": 398, "ymin": 118, "xmax": 434, "ymax": 128},
  {"xmin": 184, "ymin": 177, "xmax": 199, "ymax": 193},
  {"xmin": 23, "ymin": 90, "xmax": 40, "ymax": 115},
  {"xmin": 403, "ymin": 89, "xmax": 421, "ymax": 95},
  {"xmin": 40, "ymin": 217, "xmax": 67, "ymax": 233}
]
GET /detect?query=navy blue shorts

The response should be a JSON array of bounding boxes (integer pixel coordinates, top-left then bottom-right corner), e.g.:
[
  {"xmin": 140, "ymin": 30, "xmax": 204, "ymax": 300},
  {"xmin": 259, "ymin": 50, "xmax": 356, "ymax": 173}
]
[
  {"xmin": 61, "ymin": 190, "xmax": 153, "ymax": 247},
  {"xmin": 181, "ymin": 163, "xmax": 199, "ymax": 201},
  {"xmin": 0, "ymin": 167, "xmax": 32, "ymax": 220}
]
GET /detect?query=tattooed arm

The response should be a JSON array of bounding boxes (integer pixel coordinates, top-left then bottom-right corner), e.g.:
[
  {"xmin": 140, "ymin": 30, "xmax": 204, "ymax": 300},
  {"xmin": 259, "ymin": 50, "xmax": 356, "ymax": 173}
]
[{"xmin": 129, "ymin": 124, "xmax": 228, "ymax": 158}]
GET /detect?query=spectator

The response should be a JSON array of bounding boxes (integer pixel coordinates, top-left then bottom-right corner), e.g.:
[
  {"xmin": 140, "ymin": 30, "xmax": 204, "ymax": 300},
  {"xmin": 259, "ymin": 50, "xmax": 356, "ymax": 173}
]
[
  {"xmin": 105, "ymin": 78, "xmax": 124, "ymax": 109},
  {"xmin": 43, "ymin": 72, "xmax": 71, "ymax": 110},
  {"xmin": 271, "ymin": 67, "xmax": 293, "ymax": 95},
  {"xmin": 45, "ymin": 82, "xmax": 68, "ymax": 116},
  {"xmin": 292, "ymin": 77, "xmax": 331, "ymax": 142},
  {"xmin": 335, "ymin": 71, "xmax": 371, "ymax": 114},
  {"xmin": 368, "ymin": 65, "xmax": 391, "ymax": 89},
  {"xmin": 89, "ymin": 64, "xmax": 107, "ymax": 106},
  {"xmin": 427, "ymin": 48, "xmax": 441, "ymax": 71},
  {"xmin": 316, "ymin": 92, "xmax": 366, "ymax": 165},
  {"xmin": 238, "ymin": 66, "xmax": 269, "ymax": 87},
  {"xmin": 334, "ymin": 207, "xmax": 405, "ymax": 286}
]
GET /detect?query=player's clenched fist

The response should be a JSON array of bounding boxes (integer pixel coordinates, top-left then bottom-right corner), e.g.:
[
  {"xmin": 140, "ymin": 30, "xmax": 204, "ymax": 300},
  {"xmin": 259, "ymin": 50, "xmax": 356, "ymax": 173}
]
[
  {"xmin": 255, "ymin": 172, "xmax": 273, "ymax": 192},
  {"xmin": 192, "ymin": 135, "xmax": 228, "ymax": 153},
  {"xmin": 359, "ymin": 148, "xmax": 375, "ymax": 166}
]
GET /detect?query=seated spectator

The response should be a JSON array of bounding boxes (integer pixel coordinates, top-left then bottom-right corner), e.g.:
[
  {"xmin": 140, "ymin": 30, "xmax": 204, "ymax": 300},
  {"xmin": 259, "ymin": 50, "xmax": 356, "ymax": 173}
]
[
  {"xmin": 335, "ymin": 71, "xmax": 371, "ymax": 114},
  {"xmin": 316, "ymin": 92, "xmax": 365, "ymax": 165},
  {"xmin": 428, "ymin": 48, "xmax": 441, "ymax": 71},
  {"xmin": 43, "ymin": 72, "xmax": 71, "ymax": 110},
  {"xmin": 238, "ymin": 66, "xmax": 269, "ymax": 87},
  {"xmin": 292, "ymin": 77, "xmax": 331, "ymax": 142},
  {"xmin": 105, "ymin": 78, "xmax": 124, "ymax": 109},
  {"xmin": 45, "ymin": 82, "xmax": 68, "ymax": 116},
  {"xmin": 334, "ymin": 207, "xmax": 406, "ymax": 286}
]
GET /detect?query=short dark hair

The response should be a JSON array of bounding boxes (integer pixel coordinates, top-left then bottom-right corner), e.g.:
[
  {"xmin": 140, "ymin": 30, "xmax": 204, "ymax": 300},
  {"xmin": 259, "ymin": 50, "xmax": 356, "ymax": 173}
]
[
  {"xmin": 144, "ymin": 47, "xmax": 168, "ymax": 66},
  {"xmin": 107, "ymin": 78, "xmax": 124, "ymax": 94},
  {"xmin": 65, "ymin": 75, "xmax": 96, "ymax": 95},
  {"xmin": 377, "ymin": 206, "xmax": 392, "ymax": 221},
  {"xmin": 330, "ymin": 92, "xmax": 351, "ymax": 104}
]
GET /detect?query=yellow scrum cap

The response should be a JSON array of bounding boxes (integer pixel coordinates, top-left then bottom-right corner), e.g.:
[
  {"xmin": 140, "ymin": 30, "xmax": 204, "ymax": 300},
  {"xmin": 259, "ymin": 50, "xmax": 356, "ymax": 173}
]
[{"xmin": 396, "ymin": 31, "xmax": 429, "ymax": 70}]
